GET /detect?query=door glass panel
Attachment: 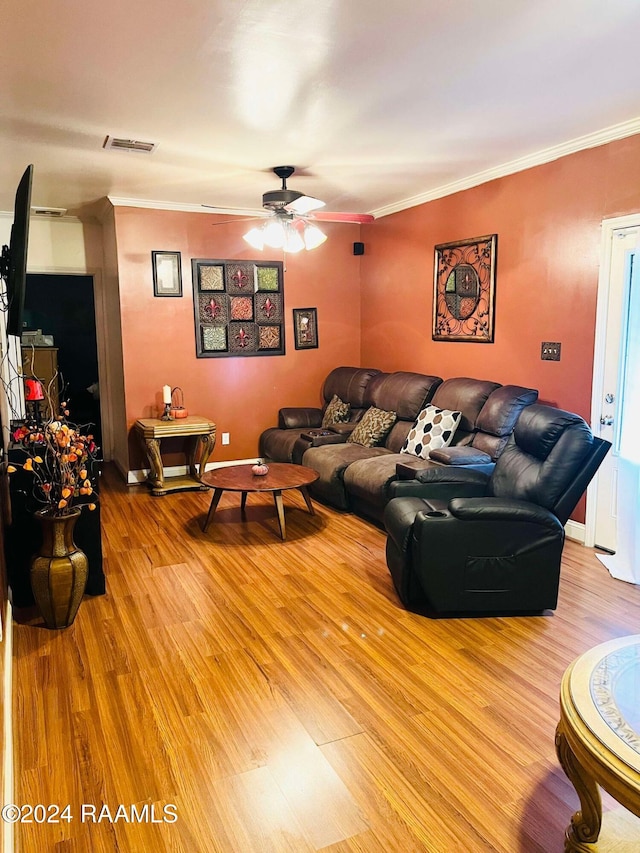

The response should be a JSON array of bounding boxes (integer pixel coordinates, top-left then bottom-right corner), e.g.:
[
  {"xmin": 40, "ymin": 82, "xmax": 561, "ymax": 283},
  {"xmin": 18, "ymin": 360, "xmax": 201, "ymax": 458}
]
[{"xmin": 619, "ymin": 253, "xmax": 640, "ymax": 463}]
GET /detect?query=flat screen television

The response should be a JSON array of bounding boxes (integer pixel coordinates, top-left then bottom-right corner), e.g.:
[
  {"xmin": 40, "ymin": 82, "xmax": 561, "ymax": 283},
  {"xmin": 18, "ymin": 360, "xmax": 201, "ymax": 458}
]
[{"xmin": 1, "ymin": 164, "xmax": 34, "ymax": 337}]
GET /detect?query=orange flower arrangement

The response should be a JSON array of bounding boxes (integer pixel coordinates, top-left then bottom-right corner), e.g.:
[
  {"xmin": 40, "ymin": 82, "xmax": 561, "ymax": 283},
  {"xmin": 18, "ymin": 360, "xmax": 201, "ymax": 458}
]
[{"xmin": 8, "ymin": 402, "xmax": 99, "ymax": 516}]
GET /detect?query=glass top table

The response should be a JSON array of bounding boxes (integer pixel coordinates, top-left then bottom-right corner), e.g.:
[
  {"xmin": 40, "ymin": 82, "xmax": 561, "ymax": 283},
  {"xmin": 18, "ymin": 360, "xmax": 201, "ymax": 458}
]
[{"xmin": 556, "ymin": 635, "xmax": 640, "ymax": 851}]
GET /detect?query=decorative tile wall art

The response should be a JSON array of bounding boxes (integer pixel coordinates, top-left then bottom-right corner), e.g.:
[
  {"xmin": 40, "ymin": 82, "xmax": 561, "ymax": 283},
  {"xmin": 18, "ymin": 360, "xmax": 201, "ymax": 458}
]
[
  {"xmin": 192, "ymin": 259, "xmax": 285, "ymax": 358},
  {"xmin": 293, "ymin": 308, "xmax": 318, "ymax": 349},
  {"xmin": 432, "ymin": 234, "xmax": 497, "ymax": 342}
]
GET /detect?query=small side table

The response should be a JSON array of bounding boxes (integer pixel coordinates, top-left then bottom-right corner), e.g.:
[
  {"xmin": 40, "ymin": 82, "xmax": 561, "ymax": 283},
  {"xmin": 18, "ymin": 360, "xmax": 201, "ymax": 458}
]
[
  {"xmin": 556, "ymin": 635, "xmax": 640, "ymax": 851},
  {"xmin": 135, "ymin": 415, "xmax": 216, "ymax": 496}
]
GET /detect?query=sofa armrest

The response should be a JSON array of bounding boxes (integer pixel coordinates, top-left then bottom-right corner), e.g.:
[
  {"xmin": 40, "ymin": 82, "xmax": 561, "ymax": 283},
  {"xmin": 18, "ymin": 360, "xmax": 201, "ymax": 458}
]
[
  {"xmin": 428, "ymin": 446, "xmax": 493, "ymax": 466},
  {"xmin": 278, "ymin": 407, "xmax": 323, "ymax": 429},
  {"xmin": 448, "ymin": 497, "xmax": 562, "ymax": 532},
  {"xmin": 329, "ymin": 422, "xmax": 357, "ymax": 436},
  {"xmin": 389, "ymin": 479, "xmax": 489, "ymax": 501},
  {"xmin": 300, "ymin": 430, "xmax": 348, "ymax": 447}
]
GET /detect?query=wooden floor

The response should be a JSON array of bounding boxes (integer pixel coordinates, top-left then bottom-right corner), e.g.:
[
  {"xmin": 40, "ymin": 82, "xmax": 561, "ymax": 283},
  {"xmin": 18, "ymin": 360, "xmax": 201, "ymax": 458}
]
[{"xmin": 12, "ymin": 464, "xmax": 640, "ymax": 852}]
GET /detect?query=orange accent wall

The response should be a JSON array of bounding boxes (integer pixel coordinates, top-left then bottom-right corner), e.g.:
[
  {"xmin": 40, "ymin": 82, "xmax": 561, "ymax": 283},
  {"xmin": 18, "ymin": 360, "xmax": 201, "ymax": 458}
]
[
  {"xmin": 359, "ymin": 133, "xmax": 640, "ymax": 522},
  {"xmin": 112, "ymin": 208, "xmax": 362, "ymax": 469}
]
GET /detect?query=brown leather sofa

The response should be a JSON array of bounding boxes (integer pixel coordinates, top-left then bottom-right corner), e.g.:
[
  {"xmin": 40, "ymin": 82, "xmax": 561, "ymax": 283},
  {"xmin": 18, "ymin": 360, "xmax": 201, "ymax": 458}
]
[{"xmin": 259, "ymin": 367, "xmax": 537, "ymax": 523}]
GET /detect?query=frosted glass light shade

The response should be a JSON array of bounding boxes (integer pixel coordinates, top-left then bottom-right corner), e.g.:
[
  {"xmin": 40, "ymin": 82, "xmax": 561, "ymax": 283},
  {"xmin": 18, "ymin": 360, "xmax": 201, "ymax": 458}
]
[
  {"xmin": 303, "ymin": 223, "xmax": 327, "ymax": 249},
  {"xmin": 243, "ymin": 227, "xmax": 265, "ymax": 250}
]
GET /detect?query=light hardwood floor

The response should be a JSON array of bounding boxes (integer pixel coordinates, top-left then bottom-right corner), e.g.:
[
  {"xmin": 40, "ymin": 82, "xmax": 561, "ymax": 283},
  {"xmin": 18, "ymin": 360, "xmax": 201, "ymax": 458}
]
[{"xmin": 12, "ymin": 464, "xmax": 640, "ymax": 852}]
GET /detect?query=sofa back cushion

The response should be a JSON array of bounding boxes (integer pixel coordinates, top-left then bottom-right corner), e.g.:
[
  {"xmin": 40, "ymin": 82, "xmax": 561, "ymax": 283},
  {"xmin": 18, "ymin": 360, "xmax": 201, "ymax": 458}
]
[
  {"xmin": 471, "ymin": 384, "xmax": 538, "ymax": 459},
  {"xmin": 363, "ymin": 371, "xmax": 443, "ymax": 452},
  {"xmin": 322, "ymin": 367, "xmax": 381, "ymax": 421},
  {"xmin": 489, "ymin": 404, "xmax": 596, "ymax": 520},
  {"xmin": 430, "ymin": 377, "xmax": 501, "ymax": 444}
]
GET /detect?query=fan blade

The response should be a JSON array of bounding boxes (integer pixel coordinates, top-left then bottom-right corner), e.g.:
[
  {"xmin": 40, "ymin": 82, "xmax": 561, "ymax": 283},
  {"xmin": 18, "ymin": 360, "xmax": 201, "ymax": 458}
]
[
  {"xmin": 285, "ymin": 195, "xmax": 326, "ymax": 215},
  {"xmin": 312, "ymin": 210, "xmax": 375, "ymax": 224},
  {"xmin": 201, "ymin": 204, "xmax": 269, "ymax": 217},
  {"xmin": 208, "ymin": 215, "xmax": 268, "ymax": 227}
]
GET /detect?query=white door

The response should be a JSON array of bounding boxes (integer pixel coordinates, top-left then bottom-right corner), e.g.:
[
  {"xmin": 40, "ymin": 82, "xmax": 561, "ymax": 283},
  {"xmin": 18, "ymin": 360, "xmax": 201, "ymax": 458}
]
[{"xmin": 591, "ymin": 219, "xmax": 640, "ymax": 583}]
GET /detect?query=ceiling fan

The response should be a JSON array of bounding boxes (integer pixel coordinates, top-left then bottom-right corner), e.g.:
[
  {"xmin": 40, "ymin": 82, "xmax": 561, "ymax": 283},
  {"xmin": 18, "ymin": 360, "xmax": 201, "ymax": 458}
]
[{"xmin": 204, "ymin": 166, "xmax": 374, "ymax": 253}]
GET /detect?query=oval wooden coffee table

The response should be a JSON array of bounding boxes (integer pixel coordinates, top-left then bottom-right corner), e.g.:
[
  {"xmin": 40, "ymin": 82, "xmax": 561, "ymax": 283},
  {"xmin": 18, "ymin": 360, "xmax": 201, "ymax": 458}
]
[{"xmin": 200, "ymin": 463, "xmax": 319, "ymax": 540}]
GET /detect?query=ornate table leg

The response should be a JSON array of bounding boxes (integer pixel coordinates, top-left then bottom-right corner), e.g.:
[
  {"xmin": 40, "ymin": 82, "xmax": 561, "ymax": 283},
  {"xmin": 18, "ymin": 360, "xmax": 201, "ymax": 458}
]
[
  {"xmin": 143, "ymin": 437, "xmax": 164, "ymax": 494},
  {"xmin": 196, "ymin": 431, "xmax": 217, "ymax": 483},
  {"xmin": 273, "ymin": 490, "xmax": 286, "ymax": 539},
  {"xmin": 555, "ymin": 721, "xmax": 603, "ymax": 851}
]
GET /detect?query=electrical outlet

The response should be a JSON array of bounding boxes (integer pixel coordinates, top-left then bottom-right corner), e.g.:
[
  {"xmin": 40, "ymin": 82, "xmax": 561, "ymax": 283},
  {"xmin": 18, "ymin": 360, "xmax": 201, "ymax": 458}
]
[
  {"xmin": 221, "ymin": 432, "xmax": 230, "ymax": 445},
  {"xmin": 541, "ymin": 341, "xmax": 561, "ymax": 361}
]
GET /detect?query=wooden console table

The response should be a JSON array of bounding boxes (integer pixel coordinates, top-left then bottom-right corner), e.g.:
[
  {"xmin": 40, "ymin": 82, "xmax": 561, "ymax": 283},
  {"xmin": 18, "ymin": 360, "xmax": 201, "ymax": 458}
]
[
  {"xmin": 556, "ymin": 635, "xmax": 640, "ymax": 851},
  {"xmin": 135, "ymin": 415, "xmax": 216, "ymax": 496}
]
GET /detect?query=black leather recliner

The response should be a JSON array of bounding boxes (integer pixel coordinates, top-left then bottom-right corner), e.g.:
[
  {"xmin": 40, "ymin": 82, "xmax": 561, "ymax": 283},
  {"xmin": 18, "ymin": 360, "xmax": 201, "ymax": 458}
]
[{"xmin": 383, "ymin": 404, "xmax": 611, "ymax": 615}]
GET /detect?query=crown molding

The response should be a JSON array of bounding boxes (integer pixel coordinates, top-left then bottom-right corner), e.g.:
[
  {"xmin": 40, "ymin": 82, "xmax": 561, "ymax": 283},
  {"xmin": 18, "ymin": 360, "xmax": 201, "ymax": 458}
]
[
  {"xmin": 371, "ymin": 116, "xmax": 640, "ymax": 219},
  {"xmin": 107, "ymin": 196, "xmax": 263, "ymax": 217}
]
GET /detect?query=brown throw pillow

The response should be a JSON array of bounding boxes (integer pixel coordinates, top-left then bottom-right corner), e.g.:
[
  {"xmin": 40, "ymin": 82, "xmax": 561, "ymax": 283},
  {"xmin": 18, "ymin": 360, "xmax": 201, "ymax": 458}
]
[
  {"xmin": 347, "ymin": 407, "xmax": 397, "ymax": 447},
  {"xmin": 322, "ymin": 395, "xmax": 351, "ymax": 428}
]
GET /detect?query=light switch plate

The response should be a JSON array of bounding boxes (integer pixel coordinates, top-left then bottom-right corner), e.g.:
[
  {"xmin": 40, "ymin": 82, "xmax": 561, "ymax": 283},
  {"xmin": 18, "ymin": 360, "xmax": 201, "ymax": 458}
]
[{"xmin": 541, "ymin": 341, "xmax": 561, "ymax": 361}]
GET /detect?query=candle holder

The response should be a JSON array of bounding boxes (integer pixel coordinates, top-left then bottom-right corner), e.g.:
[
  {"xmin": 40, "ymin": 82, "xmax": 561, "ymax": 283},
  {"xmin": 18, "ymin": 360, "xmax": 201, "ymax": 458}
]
[{"xmin": 160, "ymin": 402, "xmax": 173, "ymax": 421}]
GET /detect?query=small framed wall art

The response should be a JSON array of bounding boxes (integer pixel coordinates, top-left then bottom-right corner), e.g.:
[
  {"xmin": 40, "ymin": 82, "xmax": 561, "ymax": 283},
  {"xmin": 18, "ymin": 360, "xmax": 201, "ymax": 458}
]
[
  {"xmin": 152, "ymin": 251, "xmax": 183, "ymax": 297},
  {"xmin": 293, "ymin": 308, "xmax": 318, "ymax": 349},
  {"xmin": 192, "ymin": 258, "xmax": 285, "ymax": 358},
  {"xmin": 433, "ymin": 234, "xmax": 497, "ymax": 342}
]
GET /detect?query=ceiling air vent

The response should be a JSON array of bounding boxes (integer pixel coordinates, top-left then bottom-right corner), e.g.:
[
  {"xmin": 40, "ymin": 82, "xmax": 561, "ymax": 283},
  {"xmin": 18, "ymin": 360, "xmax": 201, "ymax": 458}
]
[
  {"xmin": 103, "ymin": 135, "xmax": 157, "ymax": 154},
  {"xmin": 32, "ymin": 207, "xmax": 67, "ymax": 217}
]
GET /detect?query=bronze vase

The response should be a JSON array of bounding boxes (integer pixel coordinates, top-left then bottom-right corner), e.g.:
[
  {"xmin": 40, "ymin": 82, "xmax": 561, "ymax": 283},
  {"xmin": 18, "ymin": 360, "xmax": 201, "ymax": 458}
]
[{"xmin": 30, "ymin": 508, "xmax": 88, "ymax": 629}]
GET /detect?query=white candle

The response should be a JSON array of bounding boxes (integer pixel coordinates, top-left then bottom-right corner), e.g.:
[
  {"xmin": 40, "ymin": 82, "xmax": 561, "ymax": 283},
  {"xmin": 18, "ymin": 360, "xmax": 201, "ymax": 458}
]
[{"xmin": 162, "ymin": 385, "xmax": 172, "ymax": 404}]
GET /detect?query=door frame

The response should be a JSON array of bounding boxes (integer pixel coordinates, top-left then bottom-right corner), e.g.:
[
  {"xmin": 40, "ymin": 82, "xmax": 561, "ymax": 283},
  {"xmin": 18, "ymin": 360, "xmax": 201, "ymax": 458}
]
[
  {"xmin": 22, "ymin": 266, "xmax": 113, "ymax": 462},
  {"xmin": 587, "ymin": 212, "xmax": 640, "ymax": 547}
]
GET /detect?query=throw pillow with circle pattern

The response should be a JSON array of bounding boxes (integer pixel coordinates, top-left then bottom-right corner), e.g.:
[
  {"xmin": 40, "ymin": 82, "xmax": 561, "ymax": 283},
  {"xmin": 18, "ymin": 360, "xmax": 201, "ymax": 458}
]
[
  {"xmin": 322, "ymin": 394, "xmax": 351, "ymax": 428},
  {"xmin": 347, "ymin": 407, "xmax": 397, "ymax": 447},
  {"xmin": 401, "ymin": 405, "xmax": 462, "ymax": 459}
]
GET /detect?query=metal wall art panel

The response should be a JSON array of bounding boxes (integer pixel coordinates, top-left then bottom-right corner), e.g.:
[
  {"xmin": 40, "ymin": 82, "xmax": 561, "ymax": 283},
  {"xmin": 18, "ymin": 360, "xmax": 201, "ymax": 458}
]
[
  {"xmin": 192, "ymin": 259, "xmax": 285, "ymax": 358},
  {"xmin": 433, "ymin": 235, "xmax": 497, "ymax": 343}
]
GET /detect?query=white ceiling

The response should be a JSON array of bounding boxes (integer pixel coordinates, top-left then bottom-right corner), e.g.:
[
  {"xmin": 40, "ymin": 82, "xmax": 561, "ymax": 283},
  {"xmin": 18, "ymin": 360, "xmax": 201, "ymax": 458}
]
[{"xmin": 2, "ymin": 0, "xmax": 640, "ymax": 219}]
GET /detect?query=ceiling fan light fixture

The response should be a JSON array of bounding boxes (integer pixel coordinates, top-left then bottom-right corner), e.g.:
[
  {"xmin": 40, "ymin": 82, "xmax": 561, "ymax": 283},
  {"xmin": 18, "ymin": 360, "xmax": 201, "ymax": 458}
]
[
  {"xmin": 303, "ymin": 223, "xmax": 327, "ymax": 250},
  {"xmin": 243, "ymin": 211, "xmax": 327, "ymax": 253}
]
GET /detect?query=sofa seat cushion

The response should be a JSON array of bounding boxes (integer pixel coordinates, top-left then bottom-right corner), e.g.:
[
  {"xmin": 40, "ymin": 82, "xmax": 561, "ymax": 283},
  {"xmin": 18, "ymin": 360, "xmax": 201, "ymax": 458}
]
[
  {"xmin": 347, "ymin": 407, "xmax": 397, "ymax": 447},
  {"xmin": 302, "ymin": 443, "xmax": 391, "ymax": 509},
  {"xmin": 343, "ymin": 453, "xmax": 416, "ymax": 509},
  {"xmin": 322, "ymin": 394, "xmax": 351, "ymax": 428},
  {"xmin": 401, "ymin": 405, "xmax": 462, "ymax": 459}
]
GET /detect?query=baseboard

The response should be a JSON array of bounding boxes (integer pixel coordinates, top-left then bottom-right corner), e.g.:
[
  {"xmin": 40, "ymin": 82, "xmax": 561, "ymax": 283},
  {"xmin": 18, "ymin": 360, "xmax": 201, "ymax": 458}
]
[
  {"xmin": 127, "ymin": 457, "xmax": 260, "ymax": 486},
  {"xmin": 3, "ymin": 599, "xmax": 14, "ymax": 853},
  {"xmin": 565, "ymin": 519, "xmax": 585, "ymax": 544}
]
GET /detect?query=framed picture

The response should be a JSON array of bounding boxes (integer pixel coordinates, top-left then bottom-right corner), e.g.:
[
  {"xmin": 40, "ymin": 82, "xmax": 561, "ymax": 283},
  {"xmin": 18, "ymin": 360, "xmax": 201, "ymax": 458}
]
[
  {"xmin": 433, "ymin": 234, "xmax": 497, "ymax": 342},
  {"xmin": 192, "ymin": 259, "xmax": 285, "ymax": 357},
  {"xmin": 152, "ymin": 251, "xmax": 183, "ymax": 297},
  {"xmin": 293, "ymin": 308, "xmax": 318, "ymax": 350}
]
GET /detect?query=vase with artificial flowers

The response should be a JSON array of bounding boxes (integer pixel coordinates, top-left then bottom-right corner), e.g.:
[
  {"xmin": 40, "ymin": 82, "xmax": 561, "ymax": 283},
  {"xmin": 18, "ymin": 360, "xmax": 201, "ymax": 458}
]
[{"xmin": 8, "ymin": 401, "xmax": 99, "ymax": 628}]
